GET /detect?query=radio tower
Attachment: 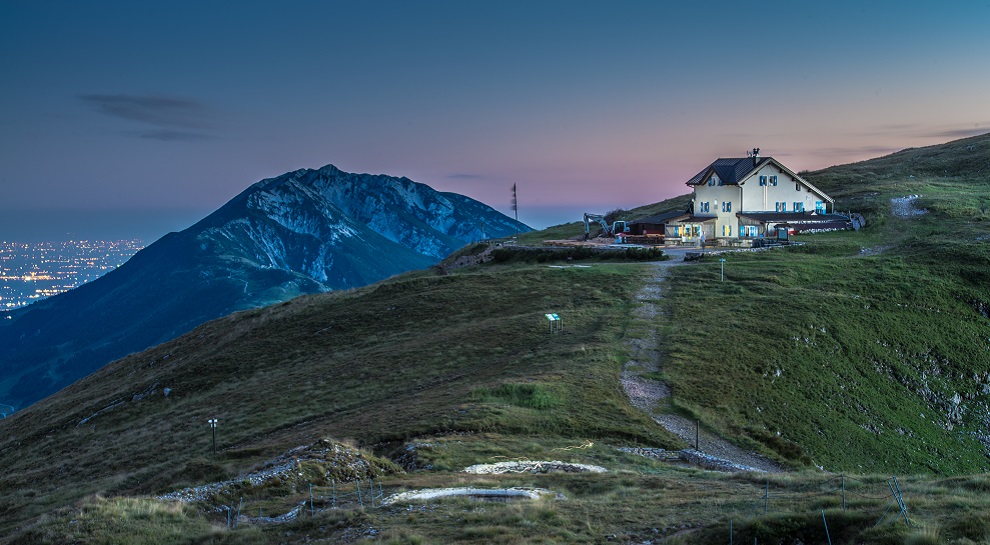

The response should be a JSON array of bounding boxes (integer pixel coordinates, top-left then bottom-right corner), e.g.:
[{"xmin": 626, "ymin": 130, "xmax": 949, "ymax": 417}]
[{"xmin": 511, "ymin": 183, "xmax": 519, "ymax": 233}]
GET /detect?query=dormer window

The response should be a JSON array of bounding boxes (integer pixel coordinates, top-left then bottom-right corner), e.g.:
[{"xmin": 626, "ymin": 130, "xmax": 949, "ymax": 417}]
[{"xmin": 708, "ymin": 174, "xmax": 721, "ymax": 186}]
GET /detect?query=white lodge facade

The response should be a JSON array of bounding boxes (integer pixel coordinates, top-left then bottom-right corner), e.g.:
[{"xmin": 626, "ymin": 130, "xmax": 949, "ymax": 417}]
[{"xmin": 682, "ymin": 150, "xmax": 837, "ymax": 240}]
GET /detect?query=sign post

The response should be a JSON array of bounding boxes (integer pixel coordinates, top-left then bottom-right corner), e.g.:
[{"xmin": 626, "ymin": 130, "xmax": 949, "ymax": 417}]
[{"xmin": 208, "ymin": 418, "xmax": 218, "ymax": 454}]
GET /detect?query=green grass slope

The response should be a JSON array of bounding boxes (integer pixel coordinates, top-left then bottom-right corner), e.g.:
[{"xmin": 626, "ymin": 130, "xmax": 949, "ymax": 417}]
[
  {"xmin": 0, "ymin": 260, "xmax": 676, "ymax": 541},
  {"xmin": 660, "ymin": 133, "xmax": 990, "ymax": 475}
]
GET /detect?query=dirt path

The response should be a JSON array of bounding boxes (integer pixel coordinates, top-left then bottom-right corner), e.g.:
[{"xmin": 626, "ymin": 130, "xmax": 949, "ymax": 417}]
[{"xmin": 622, "ymin": 257, "xmax": 784, "ymax": 473}]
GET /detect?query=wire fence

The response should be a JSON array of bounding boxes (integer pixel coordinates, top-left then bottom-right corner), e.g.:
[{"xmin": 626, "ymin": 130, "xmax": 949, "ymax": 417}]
[
  {"xmin": 722, "ymin": 474, "xmax": 911, "ymax": 544},
  {"xmin": 221, "ymin": 477, "xmax": 388, "ymax": 528}
]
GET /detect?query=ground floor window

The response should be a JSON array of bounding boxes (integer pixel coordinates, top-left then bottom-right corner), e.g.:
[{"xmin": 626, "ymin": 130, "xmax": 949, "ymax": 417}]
[
  {"xmin": 740, "ymin": 225, "xmax": 758, "ymax": 237},
  {"xmin": 722, "ymin": 224, "xmax": 733, "ymax": 237}
]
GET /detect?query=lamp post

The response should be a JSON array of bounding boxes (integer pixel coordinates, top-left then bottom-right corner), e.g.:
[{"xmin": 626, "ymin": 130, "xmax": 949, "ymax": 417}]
[
  {"xmin": 720, "ymin": 258, "xmax": 726, "ymax": 282},
  {"xmin": 208, "ymin": 418, "xmax": 218, "ymax": 454}
]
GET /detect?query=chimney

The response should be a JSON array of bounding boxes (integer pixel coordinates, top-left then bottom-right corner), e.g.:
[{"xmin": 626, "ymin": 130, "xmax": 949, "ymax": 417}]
[{"xmin": 751, "ymin": 147, "xmax": 760, "ymax": 166}]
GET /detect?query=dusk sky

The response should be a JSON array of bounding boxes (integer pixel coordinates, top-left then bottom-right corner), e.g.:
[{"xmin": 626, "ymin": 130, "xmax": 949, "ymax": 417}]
[{"xmin": 2, "ymin": 1, "xmax": 989, "ymax": 241}]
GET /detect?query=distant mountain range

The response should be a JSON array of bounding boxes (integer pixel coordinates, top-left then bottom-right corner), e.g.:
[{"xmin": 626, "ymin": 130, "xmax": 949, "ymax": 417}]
[{"xmin": 0, "ymin": 164, "xmax": 529, "ymax": 409}]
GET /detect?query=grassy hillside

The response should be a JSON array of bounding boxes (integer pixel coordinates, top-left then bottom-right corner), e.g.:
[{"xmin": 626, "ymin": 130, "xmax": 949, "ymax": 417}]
[
  {"xmin": 655, "ymin": 133, "xmax": 990, "ymax": 476},
  {"xmin": 0, "ymin": 259, "xmax": 679, "ymax": 541},
  {"xmin": 2, "ymin": 133, "xmax": 990, "ymax": 543}
]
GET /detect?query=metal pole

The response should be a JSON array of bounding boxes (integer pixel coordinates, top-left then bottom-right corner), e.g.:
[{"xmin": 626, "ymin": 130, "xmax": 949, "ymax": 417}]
[
  {"xmin": 763, "ymin": 480, "xmax": 769, "ymax": 516},
  {"xmin": 356, "ymin": 479, "xmax": 363, "ymax": 507},
  {"xmin": 892, "ymin": 476, "xmax": 910, "ymax": 527},
  {"xmin": 696, "ymin": 419, "xmax": 700, "ymax": 450},
  {"xmin": 236, "ymin": 497, "xmax": 242, "ymax": 528},
  {"xmin": 841, "ymin": 474, "xmax": 846, "ymax": 512},
  {"xmin": 822, "ymin": 510, "xmax": 832, "ymax": 545},
  {"xmin": 212, "ymin": 426, "xmax": 216, "ymax": 454}
]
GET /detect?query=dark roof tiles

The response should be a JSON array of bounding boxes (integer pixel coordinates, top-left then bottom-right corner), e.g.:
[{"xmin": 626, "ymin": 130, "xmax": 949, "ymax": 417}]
[{"xmin": 686, "ymin": 157, "xmax": 772, "ymax": 186}]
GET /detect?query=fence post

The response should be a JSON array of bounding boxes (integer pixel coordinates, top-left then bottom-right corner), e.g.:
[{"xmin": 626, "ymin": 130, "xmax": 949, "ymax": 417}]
[
  {"xmin": 357, "ymin": 479, "xmax": 364, "ymax": 507},
  {"xmin": 332, "ymin": 479, "xmax": 336, "ymax": 509},
  {"xmin": 892, "ymin": 476, "xmax": 910, "ymax": 527},
  {"xmin": 236, "ymin": 497, "xmax": 242, "ymax": 528},
  {"xmin": 841, "ymin": 474, "xmax": 846, "ymax": 512},
  {"xmin": 763, "ymin": 480, "xmax": 769, "ymax": 516},
  {"xmin": 822, "ymin": 510, "xmax": 832, "ymax": 545}
]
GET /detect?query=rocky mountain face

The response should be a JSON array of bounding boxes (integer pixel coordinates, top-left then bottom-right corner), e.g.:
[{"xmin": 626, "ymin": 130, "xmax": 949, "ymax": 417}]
[{"xmin": 0, "ymin": 164, "xmax": 529, "ymax": 409}]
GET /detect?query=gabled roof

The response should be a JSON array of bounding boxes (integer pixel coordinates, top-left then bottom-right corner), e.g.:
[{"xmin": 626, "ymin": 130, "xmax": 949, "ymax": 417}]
[
  {"xmin": 685, "ymin": 155, "xmax": 834, "ymax": 204},
  {"xmin": 686, "ymin": 157, "xmax": 772, "ymax": 186},
  {"xmin": 628, "ymin": 210, "xmax": 690, "ymax": 225}
]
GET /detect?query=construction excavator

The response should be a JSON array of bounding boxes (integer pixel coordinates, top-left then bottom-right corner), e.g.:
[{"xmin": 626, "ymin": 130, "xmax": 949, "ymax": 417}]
[{"xmin": 583, "ymin": 213, "xmax": 628, "ymax": 240}]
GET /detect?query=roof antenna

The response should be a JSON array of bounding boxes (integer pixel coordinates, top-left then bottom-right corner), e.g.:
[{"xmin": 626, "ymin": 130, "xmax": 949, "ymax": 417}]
[{"xmin": 748, "ymin": 147, "xmax": 760, "ymax": 166}]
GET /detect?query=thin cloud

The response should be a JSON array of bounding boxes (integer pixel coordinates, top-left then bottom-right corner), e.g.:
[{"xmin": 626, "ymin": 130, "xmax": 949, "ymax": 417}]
[
  {"xmin": 447, "ymin": 173, "xmax": 486, "ymax": 180},
  {"xmin": 78, "ymin": 93, "xmax": 218, "ymax": 139},
  {"xmin": 138, "ymin": 130, "xmax": 216, "ymax": 142}
]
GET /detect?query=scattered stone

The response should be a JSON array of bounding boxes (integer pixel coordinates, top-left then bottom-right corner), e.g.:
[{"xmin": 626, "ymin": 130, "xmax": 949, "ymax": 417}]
[
  {"xmin": 462, "ymin": 460, "xmax": 606, "ymax": 474},
  {"xmin": 678, "ymin": 449, "xmax": 765, "ymax": 473},
  {"xmin": 890, "ymin": 195, "xmax": 928, "ymax": 217},
  {"xmin": 617, "ymin": 447, "xmax": 680, "ymax": 462},
  {"xmin": 382, "ymin": 487, "xmax": 562, "ymax": 506}
]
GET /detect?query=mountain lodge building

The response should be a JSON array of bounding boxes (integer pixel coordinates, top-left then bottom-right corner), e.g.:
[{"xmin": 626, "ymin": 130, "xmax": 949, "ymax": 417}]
[{"xmin": 630, "ymin": 149, "xmax": 848, "ymax": 245}]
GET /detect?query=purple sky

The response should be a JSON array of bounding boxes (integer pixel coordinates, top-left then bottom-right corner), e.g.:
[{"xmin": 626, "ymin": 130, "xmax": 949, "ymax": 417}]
[{"xmin": 2, "ymin": 1, "xmax": 989, "ymax": 240}]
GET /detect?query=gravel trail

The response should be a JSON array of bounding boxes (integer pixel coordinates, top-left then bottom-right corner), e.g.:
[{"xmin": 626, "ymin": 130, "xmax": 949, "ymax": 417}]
[{"xmin": 622, "ymin": 256, "xmax": 784, "ymax": 473}]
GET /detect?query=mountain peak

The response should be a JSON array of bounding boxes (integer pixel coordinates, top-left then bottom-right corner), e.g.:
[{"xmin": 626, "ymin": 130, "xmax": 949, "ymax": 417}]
[{"xmin": 0, "ymin": 165, "xmax": 530, "ymax": 409}]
